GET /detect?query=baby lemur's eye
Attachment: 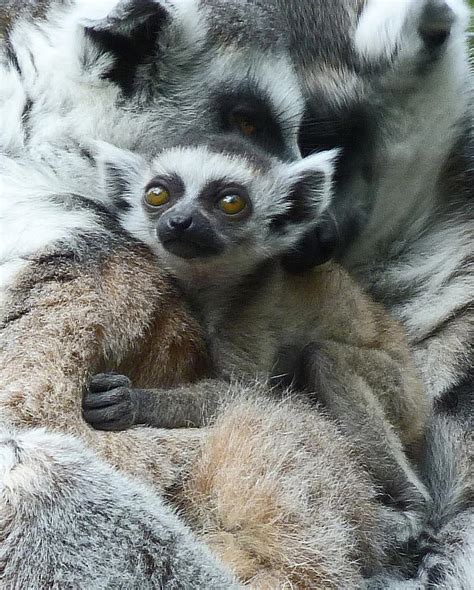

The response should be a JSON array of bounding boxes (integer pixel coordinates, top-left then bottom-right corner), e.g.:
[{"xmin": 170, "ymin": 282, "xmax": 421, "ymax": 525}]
[
  {"xmin": 218, "ymin": 193, "xmax": 247, "ymax": 215},
  {"xmin": 145, "ymin": 186, "xmax": 170, "ymax": 207},
  {"xmin": 231, "ymin": 113, "xmax": 257, "ymax": 137}
]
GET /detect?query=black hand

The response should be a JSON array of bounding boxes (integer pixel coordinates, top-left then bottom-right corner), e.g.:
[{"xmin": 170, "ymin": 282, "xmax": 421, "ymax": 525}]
[
  {"xmin": 83, "ymin": 372, "xmax": 139, "ymax": 431},
  {"xmin": 280, "ymin": 220, "xmax": 338, "ymax": 274}
]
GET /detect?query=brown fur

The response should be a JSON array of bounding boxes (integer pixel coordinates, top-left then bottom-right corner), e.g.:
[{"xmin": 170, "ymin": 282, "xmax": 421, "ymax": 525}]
[
  {"xmin": 179, "ymin": 391, "xmax": 386, "ymax": 589},
  {"xmin": 0, "ymin": 242, "xmax": 422, "ymax": 586},
  {"xmin": 284, "ymin": 263, "xmax": 428, "ymax": 450},
  {"xmin": 0, "ymin": 242, "xmax": 208, "ymax": 489}
]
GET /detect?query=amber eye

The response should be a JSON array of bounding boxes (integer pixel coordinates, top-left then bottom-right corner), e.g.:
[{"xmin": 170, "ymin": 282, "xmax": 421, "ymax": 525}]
[
  {"xmin": 145, "ymin": 186, "xmax": 170, "ymax": 207},
  {"xmin": 218, "ymin": 193, "xmax": 247, "ymax": 215},
  {"xmin": 232, "ymin": 114, "xmax": 257, "ymax": 136}
]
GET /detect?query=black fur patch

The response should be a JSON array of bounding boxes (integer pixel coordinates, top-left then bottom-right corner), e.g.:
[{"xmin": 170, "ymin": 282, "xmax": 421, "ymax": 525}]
[
  {"xmin": 269, "ymin": 176, "xmax": 322, "ymax": 234},
  {"xmin": 214, "ymin": 86, "xmax": 289, "ymax": 160},
  {"xmin": 21, "ymin": 97, "xmax": 33, "ymax": 141},
  {"xmin": 436, "ymin": 364, "xmax": 474, "ymax": 428},
  {"xmin": 279, "ymin": 215, "xmax": 341, "ymax": 272},
  {"xmin": 104, "ymin": 163, "xmax": 132, "ymax": 212},
  {"xmin": 83, "ymin": 0, "xmax": 169, "ymax": 96},
  {"xmin": 426, "ymin": 563, "xmax": 448, "ymax": 588},
  {"xmin": 4, "ymin": 33, "xmax": 21, "ymax": 75},
  {"xmin": 80, "ymin": 147, "xmax": 95, "ymax": 165},
  {"xmin": 419, "ymin": 1, "xmax": 454, "ymax": 52}
]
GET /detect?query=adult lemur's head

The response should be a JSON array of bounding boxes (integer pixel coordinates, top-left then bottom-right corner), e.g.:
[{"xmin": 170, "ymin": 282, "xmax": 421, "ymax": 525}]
[
  {"xmin": 95, "ymin": 137, "xmax": 336, "ymax": 284},
  {"xmin": 71, "ymin": 0, "xmax": 304, "ymax": 159},
  {"xmin": 2, "ymin": 0, "xmax": 303, "ymax": 165}
]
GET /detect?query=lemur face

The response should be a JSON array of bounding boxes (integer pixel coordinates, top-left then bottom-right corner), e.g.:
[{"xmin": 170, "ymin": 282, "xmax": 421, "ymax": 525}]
[
  {"xmin": 141, "ymin": 144, "xmax": 264, "ymax": 262},
  {"xmin": 97, "ymin": 136, "xmax": 337, "ymax": 279},
  {"xmin": 138, "ymin": 141, "xmax": 338, "ymax": 283},
  {"xmin": 144, "ymin": 176, "xmax": 251, "ymax": 260}
]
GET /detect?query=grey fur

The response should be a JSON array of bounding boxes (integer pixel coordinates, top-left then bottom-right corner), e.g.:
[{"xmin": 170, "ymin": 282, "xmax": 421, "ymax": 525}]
[
  {"xmin": 0, "ymin": 0, "xmax": 472, "ymax": 587},
  {"xmin": 0, "ymin": 0, "xmax": 304, "ymax": 586},
  {"xmin": 269, "ymin": 0, "xmax": 474, "ymax": 585},
  {"xmin": 0, "ymin": 427, "xmax": 239, "ymax": 589},
  {"xmin": 85, "ymin": 139, "xmax": 430, "ymax": 548}
]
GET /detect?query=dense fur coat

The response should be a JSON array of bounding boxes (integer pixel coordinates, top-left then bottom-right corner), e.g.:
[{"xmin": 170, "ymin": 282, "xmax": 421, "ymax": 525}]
[
  {"xmin": 0, "ymin": 0, "xmax": 404, "ymax": 587},
  {"xmin": 85, "ymin": 139, "xmax": 429, "ymax": 543},
  {"xmin": 0, "ymin": 0, "xmax": 472, "ymax": 588}
]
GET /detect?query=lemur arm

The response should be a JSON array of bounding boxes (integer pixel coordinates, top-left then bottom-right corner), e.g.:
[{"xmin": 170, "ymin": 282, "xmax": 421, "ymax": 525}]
[
  {"xmin": 83, "ymin": 373, "xmax": 232, "ymax": 430},
  {"xmin": 82, "ymin": 265, "xmax": 283, "ymax": 431}
]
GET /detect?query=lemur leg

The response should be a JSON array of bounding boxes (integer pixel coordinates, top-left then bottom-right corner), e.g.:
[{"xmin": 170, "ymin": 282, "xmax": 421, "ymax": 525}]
[{"xmin": 293, "ymin": 340, "xmax": 431, "ymax": 545}]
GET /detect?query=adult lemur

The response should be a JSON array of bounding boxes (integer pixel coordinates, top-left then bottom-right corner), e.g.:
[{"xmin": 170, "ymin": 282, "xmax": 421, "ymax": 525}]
[
  {"xmin": 0, "ymin": 0, "xmax": 472, "ymax": 588},
  {"xmin": 0, "ymin": 0, "xmax": 414, "ymax": 587},
  {"xmin": 273, "ymin": 0, "xmax": 474, "ymax": 586}
]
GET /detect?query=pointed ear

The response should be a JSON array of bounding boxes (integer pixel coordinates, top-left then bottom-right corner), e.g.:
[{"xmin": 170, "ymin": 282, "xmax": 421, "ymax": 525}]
[
  {"xmin": 93, "ymin": 141, "xmax": 148, "ymax": 211},
  {"xmin": 78, "ymin": 0, "xmax": 170, "ymax": 93},
  {"xmin": 269, "ymin": 149, "xmax": 338, "ymax": 236}
]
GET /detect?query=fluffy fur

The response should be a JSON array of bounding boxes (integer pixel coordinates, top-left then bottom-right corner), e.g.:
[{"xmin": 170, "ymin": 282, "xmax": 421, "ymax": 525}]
[
  {"xmin": 1, "ymin": 386, "xmax": 393, "ymax": 589},
  {"xmin": 273, "ymin": 0, "xmax": 473, "ymax": 585},
  {"xmin": 86, "ymin": 138, "xmax": 429, "ymax": 549},
  {"xmin": 0, "ymin": 0, "xmax": 402, "ymax": 587},
  {"xmin": 0, "ymin": 426, "xmax": 239, "ymax": 589},
  {"xmin": 0, "ymin": 0, "xmax": 472, "ymax": 587}
]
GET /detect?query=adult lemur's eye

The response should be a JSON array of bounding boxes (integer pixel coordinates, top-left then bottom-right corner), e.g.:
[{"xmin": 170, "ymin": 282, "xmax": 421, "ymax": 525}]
[
  {"xmin": 231, "ymin": 113, "xmax": 257, "ymax": 137},
  {"xmin": 145, "ymin": 186, "xmax": 170, "ymax": 207},
  {"xmin": 218, "ymin": 194, "xmax": 247, "ymax": 215}
]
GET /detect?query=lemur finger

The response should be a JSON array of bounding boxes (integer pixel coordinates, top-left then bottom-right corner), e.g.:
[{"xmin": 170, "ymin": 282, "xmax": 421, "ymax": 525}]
[
  {"xmin": 83, "ymin": 401, "xmax": 131, "ymax": 424},
  {"xmin": 85, "ymin": 417, "xmax": 133, "ymax": 432},
  {"xmin": 88, "ymin": 373, "xmax": 132, "ymax": 392},
  {"xmin": 83, "ymin": 389, "xmax": 126, "ymax": 409}
]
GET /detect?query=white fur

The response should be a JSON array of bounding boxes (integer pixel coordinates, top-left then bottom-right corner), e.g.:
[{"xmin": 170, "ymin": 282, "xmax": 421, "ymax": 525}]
[
  {"xmin": 355, "ymin": 0, "xmax": 415, "ymax": 60},
  {"xmin": 347, "ymin": 1, "xmax": 471, "ymax": 268},
  {"xmin": 0, "ymin": 154, "xmax": 100, "ymax": 276},
  {"xmin": 355, "ymin": 0, "xmax": 470, "ymax": 61}
]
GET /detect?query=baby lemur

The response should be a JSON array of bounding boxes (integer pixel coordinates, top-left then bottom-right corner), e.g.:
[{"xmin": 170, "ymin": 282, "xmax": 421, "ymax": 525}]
[{"xmin": 84, "ymin": 136, "xmax": 430, "ymax": 527}]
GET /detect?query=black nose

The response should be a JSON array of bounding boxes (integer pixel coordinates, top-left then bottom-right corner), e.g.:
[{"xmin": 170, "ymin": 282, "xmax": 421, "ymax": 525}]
[{"xmin": 167, "ymin": 215, "xmax": 192, "ymax": 231}]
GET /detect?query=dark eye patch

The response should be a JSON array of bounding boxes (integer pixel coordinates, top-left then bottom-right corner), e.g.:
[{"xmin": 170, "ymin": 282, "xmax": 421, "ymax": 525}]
[
  {"xmin": 214, "ymin": 87, "xmax": 287, "ymax": 158},
  {"xmin": 198, "ymin": 179, "xmax": 249, "ymax": 206},
  {"xmin": 144, "ymin": 173, "xmax": 185, "ymax": 200}
]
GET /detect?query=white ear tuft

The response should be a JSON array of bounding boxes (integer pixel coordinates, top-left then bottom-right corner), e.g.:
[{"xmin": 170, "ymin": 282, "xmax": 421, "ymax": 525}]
[
  {"xmin": 285, "ymin": 148, "xmax": 339, "ymax": 182},
  {"xmin": 283, "ymin": 148, "xmax": 339, "ymax": 214}
]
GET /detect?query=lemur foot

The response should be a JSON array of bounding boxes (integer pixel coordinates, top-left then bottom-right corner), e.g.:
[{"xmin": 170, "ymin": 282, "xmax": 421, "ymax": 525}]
[{"xmin": 83, "ymin": 373, "xmax": 139, "ymax": 431}]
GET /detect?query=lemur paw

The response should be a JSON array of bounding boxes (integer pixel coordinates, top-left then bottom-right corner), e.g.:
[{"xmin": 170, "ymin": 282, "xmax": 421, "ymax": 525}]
[{"xmin": 83, "ymin": 373, "xmax": 139, "ymax": 431}]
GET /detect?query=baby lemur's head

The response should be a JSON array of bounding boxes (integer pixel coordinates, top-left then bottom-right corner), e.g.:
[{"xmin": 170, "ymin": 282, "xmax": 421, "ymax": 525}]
[{"xmin": 97, "ymin": 136, "xmax": 336, "ymax": 284}]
